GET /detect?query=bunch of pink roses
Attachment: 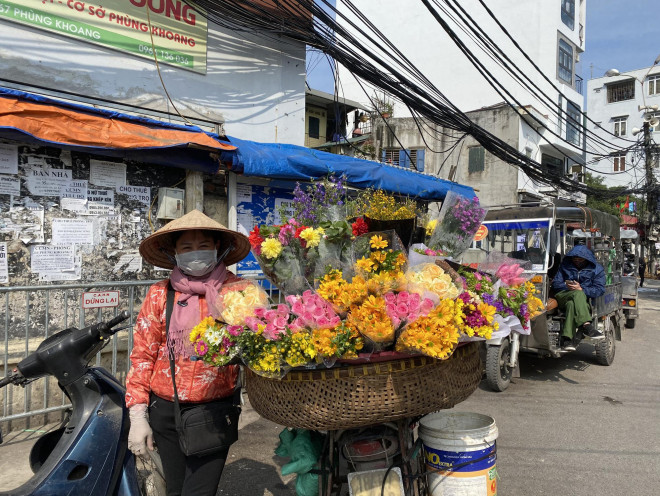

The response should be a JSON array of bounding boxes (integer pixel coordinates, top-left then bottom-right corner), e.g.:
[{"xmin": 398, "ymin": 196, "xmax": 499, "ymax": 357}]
[
  {"xmin": 245, "ymin": 304, "xmax": 300, "ymax": 340},
  {"xmin": 384, "ymin": 291, "xmax": 435, "ymax": 330},
  {"xmin": 495, "ymin": 263, "xmax": 527, "ymax": 287},
  {"xmin": 286, "ymin": 290, "xmax": 341, "ymax": 329}
]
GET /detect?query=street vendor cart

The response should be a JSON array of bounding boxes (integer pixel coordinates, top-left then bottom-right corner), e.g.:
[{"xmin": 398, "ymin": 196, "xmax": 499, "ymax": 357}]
[{"xmin": 468, "ymin": 205, "xmax": 624, "ymax": 391}]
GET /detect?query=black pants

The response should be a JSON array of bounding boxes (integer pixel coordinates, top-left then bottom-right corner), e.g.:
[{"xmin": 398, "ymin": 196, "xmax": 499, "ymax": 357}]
[
  {"xmin": 149, "ymin": 394, "xmax": 229, "ymax": 496},
  {"xmin": 639, "ymin": 270, "xmax": 645, "ymax": 287}
]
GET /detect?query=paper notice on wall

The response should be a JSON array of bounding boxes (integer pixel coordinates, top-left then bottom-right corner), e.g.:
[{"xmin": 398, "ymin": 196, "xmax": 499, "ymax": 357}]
[
  {"xmin": 118, "ymin": 185, "xmax": 150, "ymax": 206},
  {"xmin": 26, "ymin": 156, "xmax": 47, "ymax": 167},
  {"xmin": 59, "ymin": 150, "xmax": 73, "ymax": 168},
  {"xmin": 236, "ymin": 183, "xmax": 252, "ymax": 203},
  {"xmin": 0, "ymin": 242, "xmax": 8, "ymax": 284},
  {"xmin": 31, "ymin": 244, "xmax": 75, "ymax": 272},
  {"xmin": 25, "ymin": 167, "xmax": 73, "ymax": 197},
  {"xmin": 85, "ymin": 188, "xmax": 115, "ymax": 215},
  {"xmin": 39, "ymin": 255, "xmax": 82, "ymax": 282},
  {"xmin": 61, "ymin": 180, "xmax": 88, "ymax": 200},
  {"xmin": 90, "ymin": 160, "xmax": 126, "ymax": 189},
  {"xmin": 274, "ymin": 198, "xmax": 295, "ymax": 225},
  {"xmin": 113, "ymin": 251, "xmax": 143, "ymax": 274},
  {"xmin": 61, "ymin": 198, "xmax": 88, "ymax": 213},
  {"xmin": 0, "ymin": 174, "xmax": 21, "ymax": 196},
  {"xmin": 236, "ymin": 211, "xmax": 255, "ymax": 236},
  {"xmin": 0, "ymin": 144, "xmax": 18, "ymax": 174},
  {"xmin": 51, "ymin": 218, "xmax": 94, "ymax": 245}
]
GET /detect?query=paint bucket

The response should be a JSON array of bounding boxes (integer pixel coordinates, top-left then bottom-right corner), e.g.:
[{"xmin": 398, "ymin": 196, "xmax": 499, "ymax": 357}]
[{"xmin": 418, "ymin": 411, "xmax": 498, "ymax": 496}]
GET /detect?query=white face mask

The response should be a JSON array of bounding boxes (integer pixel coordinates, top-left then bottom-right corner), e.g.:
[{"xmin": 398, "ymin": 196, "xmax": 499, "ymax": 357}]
[{"xmin": 174, "ymin": 250, "xmax": 218, "ymax": 277}]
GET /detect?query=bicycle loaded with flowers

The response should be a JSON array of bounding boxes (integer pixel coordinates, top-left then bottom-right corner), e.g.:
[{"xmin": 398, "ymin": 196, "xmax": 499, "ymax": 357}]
[{"xmin": 189, "ymin": 178, "xmax": 544, "ymax": 378}]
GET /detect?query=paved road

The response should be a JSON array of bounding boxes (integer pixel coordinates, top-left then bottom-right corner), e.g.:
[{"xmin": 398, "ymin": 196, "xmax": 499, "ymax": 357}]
[{"xmin": 1, "ymin": 281, "xmax": 658, "ymax": 495}]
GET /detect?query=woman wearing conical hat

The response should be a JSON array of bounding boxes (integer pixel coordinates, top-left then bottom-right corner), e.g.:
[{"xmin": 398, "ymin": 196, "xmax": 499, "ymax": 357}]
[{"xmin": 125, "ymin": 210, "xmax": 250, "ymax": 496}]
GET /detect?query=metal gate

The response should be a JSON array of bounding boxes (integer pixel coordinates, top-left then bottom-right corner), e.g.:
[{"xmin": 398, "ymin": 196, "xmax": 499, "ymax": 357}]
[{"xmin": 0, "ymin": 277, "xmax": 277, "ymax": 428}]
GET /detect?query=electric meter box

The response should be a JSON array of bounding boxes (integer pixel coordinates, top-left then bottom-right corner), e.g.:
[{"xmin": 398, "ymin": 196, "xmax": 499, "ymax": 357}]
[{"xmin": 156, "ymin": 188, "xmax": 185, "ymax": 220}]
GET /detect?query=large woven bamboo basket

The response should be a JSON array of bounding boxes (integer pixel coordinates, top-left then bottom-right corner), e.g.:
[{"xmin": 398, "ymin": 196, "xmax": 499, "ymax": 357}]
[{"xmin": 246, "ymin": 342, "xmax": 482, "ymax": 430}]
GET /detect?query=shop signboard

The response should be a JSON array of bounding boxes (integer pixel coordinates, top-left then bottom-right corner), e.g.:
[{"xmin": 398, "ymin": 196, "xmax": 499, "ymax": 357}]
[{"xmin": 0, "ymin": 0, "xmax": 208, "ymax": 73}]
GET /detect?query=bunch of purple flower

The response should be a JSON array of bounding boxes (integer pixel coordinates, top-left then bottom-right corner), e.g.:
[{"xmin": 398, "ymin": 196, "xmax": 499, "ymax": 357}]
[{"xmin": 289, "ymin": 175, "xmax": 347, "ymax": 225}]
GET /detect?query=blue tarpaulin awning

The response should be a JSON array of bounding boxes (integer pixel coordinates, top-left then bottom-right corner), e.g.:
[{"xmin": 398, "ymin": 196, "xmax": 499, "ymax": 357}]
[{"xmin": 224, "ymin": 136, "xmax": 475, "ymax": 201}]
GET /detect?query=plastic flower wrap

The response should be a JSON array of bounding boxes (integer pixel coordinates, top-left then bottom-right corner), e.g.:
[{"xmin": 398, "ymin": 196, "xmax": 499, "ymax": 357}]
[
  {"xmin": 395, "ymin": 298, "xmax": 461, "ymax": 359},
  {"xmin": 426, "ymin": 192, "xmax": 487, "ymax": 259},
  {"xmin": 456, "ymin": 291, "xmax": 499, "ymax": 340},
  {"xmin": 211, "ymin": 281, "xmax": 270, "ymax": 326},
  {"xmin": 496, "ymin": 281, "xmax": 543, "ymax": 331},
  {"xmin": 189, "ymin": 316, "xmax": 242, "ymax": 367},
  {"xmin": 458, "ymin": 268, "xmax": 495, "ymax": 296},
  {"xmin": 408, "ymin": 243, "xmax": 450, "ymax": 267},
  {"xmin": 405, "ymin": 263, "xmax": 461, "ymax": 302},
  {"xmin": 495, "ymin": 264, "xmax": 528, "ymax": 287}
]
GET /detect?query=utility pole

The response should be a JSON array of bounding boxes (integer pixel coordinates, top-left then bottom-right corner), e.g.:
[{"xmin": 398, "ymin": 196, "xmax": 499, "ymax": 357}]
[{"xmin": 643, "ymin": 121, "xmax": 657, "ymax": 273}]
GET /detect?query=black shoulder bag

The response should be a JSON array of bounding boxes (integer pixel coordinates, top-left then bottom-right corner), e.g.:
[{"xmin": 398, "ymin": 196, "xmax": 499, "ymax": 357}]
[{"xmin": 165, "ymin": 284, "xmax": 241, "ymax": 457}]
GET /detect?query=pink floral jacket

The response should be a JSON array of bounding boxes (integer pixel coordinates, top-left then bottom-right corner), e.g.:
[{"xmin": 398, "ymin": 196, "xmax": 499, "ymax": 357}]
[{"xmin": 125, "ymin": 275, "xmax": 242, "ymax": 408}]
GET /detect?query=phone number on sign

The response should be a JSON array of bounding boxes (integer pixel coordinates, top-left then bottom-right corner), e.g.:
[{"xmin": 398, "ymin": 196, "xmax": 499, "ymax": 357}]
[{"xmin": 138, "ymin": 44, "xmax": 191, "ymax": 66}]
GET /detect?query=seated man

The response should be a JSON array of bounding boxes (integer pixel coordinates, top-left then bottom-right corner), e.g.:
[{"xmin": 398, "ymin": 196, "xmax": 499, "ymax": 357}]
[{"xmin": 552, "ymin": 245, "xmax": 606, "ymax": 350}]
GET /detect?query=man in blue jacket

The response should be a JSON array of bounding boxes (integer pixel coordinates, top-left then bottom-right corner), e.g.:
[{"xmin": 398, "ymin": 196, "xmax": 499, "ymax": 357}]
[{"xmin": 552, "ymin": 245, "xmax": 606, "ymax": 350}]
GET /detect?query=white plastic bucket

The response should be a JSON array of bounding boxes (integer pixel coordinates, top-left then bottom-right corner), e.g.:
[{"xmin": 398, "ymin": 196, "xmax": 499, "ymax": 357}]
[{"xmin": 419, "ymin": 411, "xmax": 498, "ymax": 496}]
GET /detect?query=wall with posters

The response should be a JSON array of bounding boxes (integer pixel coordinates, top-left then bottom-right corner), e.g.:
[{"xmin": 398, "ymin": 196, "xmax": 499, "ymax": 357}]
[
  {"xmin": 234, "ymin": 178, "xmax": 295, "ymax": 278},
  {"xmin": 0, "ymin": 2, "xmax": 306, "ymax": 146},
  {"xmin": 0, "ymin": 140, "xmax": 193, "ymax": 286}
]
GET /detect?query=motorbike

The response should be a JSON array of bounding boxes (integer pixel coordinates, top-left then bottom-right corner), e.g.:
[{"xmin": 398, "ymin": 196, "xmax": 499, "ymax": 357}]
[{"xmin": 0, "ymin": 311, "xmax": 165, "ymax": 496}]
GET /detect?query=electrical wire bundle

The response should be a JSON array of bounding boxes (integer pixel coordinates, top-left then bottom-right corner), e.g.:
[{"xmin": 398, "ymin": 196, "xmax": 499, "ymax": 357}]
[{"xmin": 184, "ymin": 0, "xmax": 653, "ymax": 197}]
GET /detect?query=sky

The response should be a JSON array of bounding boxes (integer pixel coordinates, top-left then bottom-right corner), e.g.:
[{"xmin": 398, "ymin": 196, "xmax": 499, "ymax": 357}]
[
  {"xmin": 580, "ymin": 0, "xmax": 659, "ymax": 80},
  {"xmin": 307, "ymin": 1, "xmax": 660, "ymax": 95}
]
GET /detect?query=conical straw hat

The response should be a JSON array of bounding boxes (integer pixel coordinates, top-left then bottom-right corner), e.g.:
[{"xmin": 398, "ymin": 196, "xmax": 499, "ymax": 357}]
[{"xmin": 139, "ymin": 209, "xmax": 250, "ymax": 269}]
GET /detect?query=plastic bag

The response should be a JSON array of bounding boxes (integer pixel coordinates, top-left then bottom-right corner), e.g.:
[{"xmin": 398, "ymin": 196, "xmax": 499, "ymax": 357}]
[
  {"xmin": 405, "ymin": 263, "xmax": 462, "ymax": 302},
  {"xmin": 426, "ymin": 192, "xmax": 488, "ymax": 259},
  {"xmin": 275, "ymin": 429, "xmax": 323, "ymax": 496},
  {"xmin": 210, "ymin": 280, "xmax": 270, "ymax": 326}
]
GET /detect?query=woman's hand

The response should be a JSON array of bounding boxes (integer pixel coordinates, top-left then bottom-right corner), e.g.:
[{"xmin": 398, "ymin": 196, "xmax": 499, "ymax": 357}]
[{"xmin": 128, "ymin": 404, "xmax": 154, "ymax": 456}]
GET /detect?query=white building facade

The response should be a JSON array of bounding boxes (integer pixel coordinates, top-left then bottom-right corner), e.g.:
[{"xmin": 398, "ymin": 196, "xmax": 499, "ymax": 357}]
[
  {"xmin": 586, "ymin": 66, "xmax": 660, "ymax": 188},
  {"xmin": 0, "ymin": 3, "xmax": 306, "ymax": 144},
  {"xmin": 336, "ymin": 0, "xmax": 587, "ymax": 205}
]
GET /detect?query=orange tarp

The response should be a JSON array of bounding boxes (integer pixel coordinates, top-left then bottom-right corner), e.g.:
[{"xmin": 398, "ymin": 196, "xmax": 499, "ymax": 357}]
[{"xmin": 0, "ymin": 94, "xmax": 236, "ymax": 151}]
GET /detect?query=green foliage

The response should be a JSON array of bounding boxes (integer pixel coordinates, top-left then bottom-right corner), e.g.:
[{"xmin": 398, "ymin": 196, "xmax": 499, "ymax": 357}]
[{"xmin": 584, "ymin": 173, "xmax": 641, "ymax": 218}]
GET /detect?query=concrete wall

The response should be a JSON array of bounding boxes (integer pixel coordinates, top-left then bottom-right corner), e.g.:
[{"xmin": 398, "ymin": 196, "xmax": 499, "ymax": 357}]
[
  {"xmin": 373, "ymin": 105, "xmax": 523, "ymax": 207},
  {"xmin": 586, "ymin": 66, "xmax": 660, "ymax": 188},
  {"xmin": 0, "ymin": 13, "xmax": 306, "ymax": 145}
]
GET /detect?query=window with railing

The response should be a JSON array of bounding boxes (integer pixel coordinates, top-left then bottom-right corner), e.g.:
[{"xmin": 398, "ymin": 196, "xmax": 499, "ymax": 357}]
[
  {"xmin": 561, "ymin": 0, "xmax": 575, "ymax": 30},
  {"xmin": 613, "ymin": 116, "xmax": 627, "ymax": 136},
  {"xmin": 649, "ymin": 74, "xmax": 660, "ymax": 96},
  {"xmin": 607, "ymin": 80, "xmax": 635, "ymax": 103},
  {"xmin": 558, "ymin": 39, "xmax": 573, "ymax": 84},
  {"xmin": 382, "ymin": 148, "xmax": 425, "ymax": 171},
  {"xmin": 566, "ymin": 101, "xmax": 582, "ymax": 145}
]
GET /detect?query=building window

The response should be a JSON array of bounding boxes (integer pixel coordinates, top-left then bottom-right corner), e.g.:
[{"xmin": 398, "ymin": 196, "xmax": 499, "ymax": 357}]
[
  {"xmin": 308, "ymin": 117, "xmax": 320, "ymax": 139},
  {"xmin": 612, "ymin": 116, "xmax": 627, "ymax": 136},
  {"xmin": 607, "ymin": 81, "xmax": 635, "ymax": 103},
  {"xmin": 649, "ymin": 74, "xmax": 660, "ymax": 96},
  {"xmin": 468, "ymin": 146, "xmax": 485, "ymax": 173},
  {"xmin": 613, "ymin": 154, "xmax": 625, "ymax": 172},
  {"xmin": 541, "ymin": 154, "xmax": 564, "ymax": 174},
  {"xmin": 566, "ymin": 101, "xmax": 582, "ymax": 145},
  {"xmin": 558, "ymin": 39, "xmax": 573, "ymax": 84},
  {"xmin": 561, "ymin": 0, "xmax": 575, "ymax": 30},
  {"xmin": 382, "ymin": 148, "xmax": 425, "ymax": 171}
]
